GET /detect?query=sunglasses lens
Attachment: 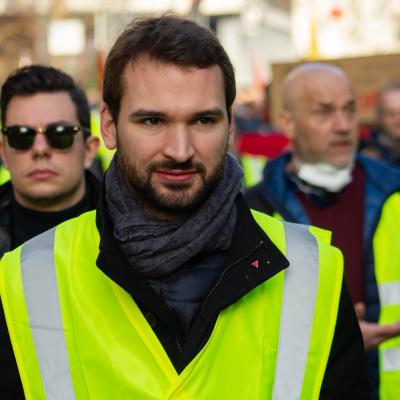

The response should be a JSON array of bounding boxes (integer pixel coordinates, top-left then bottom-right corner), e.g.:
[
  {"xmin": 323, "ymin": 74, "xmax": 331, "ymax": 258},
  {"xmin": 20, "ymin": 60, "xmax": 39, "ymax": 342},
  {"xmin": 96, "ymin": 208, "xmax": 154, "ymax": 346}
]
[
  {"xmin": 45, "ymin": 125, "xmax": 76, "ymax": 149},
  {"xmin": 6, "ymin": 126, "xmax": 35, "ymax": 150},
  {"xmin": 3, "ymin": 125, "xmax": 79, "ymax": 150}
]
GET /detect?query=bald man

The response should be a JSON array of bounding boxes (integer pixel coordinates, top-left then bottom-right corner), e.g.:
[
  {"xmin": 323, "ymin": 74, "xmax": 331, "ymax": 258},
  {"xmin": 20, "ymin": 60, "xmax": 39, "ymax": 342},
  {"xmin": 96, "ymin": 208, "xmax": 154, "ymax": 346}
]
[{"xmin": 245, "ymin": 62, "xmax": 400, "ymax": 399}]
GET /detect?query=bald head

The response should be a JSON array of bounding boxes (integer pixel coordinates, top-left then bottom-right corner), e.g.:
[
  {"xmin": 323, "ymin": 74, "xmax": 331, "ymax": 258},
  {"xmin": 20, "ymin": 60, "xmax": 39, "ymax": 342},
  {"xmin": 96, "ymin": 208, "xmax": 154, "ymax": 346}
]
[
  {"xmin": 279, "ymin": 62, "xmax": 358, "ymax": 168},
  {"xmin": 282, "ymin": 63, "xmax": 353, "ymax": 113}
]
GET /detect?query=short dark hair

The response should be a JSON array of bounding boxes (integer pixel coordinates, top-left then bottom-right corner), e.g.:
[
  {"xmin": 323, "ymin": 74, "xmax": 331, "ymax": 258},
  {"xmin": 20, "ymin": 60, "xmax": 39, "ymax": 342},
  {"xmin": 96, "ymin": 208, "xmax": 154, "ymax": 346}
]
[
  {"xmin": 103, "ymin": 15, "xmax": 236, "ymax": 122},
  {"xmin": 1, "ymin": 65, "xmax": 91, "ymax": 138}
]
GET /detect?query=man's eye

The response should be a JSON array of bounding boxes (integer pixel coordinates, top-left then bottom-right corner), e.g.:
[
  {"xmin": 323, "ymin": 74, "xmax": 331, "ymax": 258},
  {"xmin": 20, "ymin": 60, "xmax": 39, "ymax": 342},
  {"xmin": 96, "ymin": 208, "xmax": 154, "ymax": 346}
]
[
  {"xmin": 143, "ymin": 118, "xmax": 161, "ymax": 126},
  {"xmin": 315, "ymin": 108, "xmax": 331, "ymax": 116},
  {"xmin": 197, "ymin": 117, "xmax": 214, "ymax": 125},
  {"xmin": 345, "ymin": 106, "xmax": 356, "ymax": 115}
]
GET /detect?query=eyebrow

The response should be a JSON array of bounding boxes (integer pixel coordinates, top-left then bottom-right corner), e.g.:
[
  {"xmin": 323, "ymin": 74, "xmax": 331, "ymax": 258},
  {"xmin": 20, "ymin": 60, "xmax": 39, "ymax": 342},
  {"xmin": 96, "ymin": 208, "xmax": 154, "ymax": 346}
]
[
  {"xmin": 128, "ymin": 107, "xmax": 225, "ymax": 121},
  {"xmin": 316, "ymin": 99, "xmax": 356, "ymax": 108},
  {"xmin": 47, "ymin": 120, "xmax": 79, "ymax": 125},
  {"xmin": 191, "ymin": 108, "xmax": 225, "ymax": 119},
  {"xmin": 128, "ymin": 110, "xmax": 166, "ymax": 121}
]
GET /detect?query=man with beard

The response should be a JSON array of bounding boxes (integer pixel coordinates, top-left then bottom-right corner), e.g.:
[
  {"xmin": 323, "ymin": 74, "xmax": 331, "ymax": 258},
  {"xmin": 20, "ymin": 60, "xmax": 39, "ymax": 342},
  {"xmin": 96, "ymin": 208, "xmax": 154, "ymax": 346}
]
[
  {"xmin": 0, "ymin": 17, "xmax": 369, "ymax": 398},
  {"xmin": 245, "ymin": 62, "xmax": 400, "ymax": 399}
]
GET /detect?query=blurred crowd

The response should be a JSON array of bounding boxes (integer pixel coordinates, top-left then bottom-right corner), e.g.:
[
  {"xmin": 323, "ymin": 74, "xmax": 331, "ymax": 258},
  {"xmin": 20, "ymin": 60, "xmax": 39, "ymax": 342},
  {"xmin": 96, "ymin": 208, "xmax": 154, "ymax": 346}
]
[{"xmin": 1, "ymin": 17, "xmax": 400, "ymax": 398}]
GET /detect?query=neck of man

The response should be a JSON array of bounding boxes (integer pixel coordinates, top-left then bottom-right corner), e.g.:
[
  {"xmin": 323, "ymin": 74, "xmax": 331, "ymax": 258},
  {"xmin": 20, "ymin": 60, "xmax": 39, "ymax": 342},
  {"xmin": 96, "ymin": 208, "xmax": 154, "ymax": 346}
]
[
  {"xmin": 288, "ymin": 155, "xmax": 354, "ymax": 193},
  {"xmin": 13, "ymin": 181, "xmax": 86, "ymax": 213}
]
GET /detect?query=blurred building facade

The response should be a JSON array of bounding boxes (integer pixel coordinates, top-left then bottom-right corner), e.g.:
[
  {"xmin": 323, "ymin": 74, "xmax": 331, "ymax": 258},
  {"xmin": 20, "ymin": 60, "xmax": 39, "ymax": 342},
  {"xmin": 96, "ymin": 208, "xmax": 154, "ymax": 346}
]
[
  {"xmin": 0, "ymin": 0, "xmax": 400, "ymax": 97},
  {"xmin": 0, "ymin": 0, "xmax": 294, "ymax": 95},
  {"xmin": 291, "ymin": 0, "xmax": 400, "ymax": 59}
]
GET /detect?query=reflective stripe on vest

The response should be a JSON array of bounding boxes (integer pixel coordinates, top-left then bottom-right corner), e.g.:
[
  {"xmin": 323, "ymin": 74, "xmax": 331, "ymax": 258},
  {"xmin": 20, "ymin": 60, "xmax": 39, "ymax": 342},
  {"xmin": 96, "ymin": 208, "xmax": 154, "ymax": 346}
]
[
  {"xmin": 21, "ymin": 228, "xmax": 75, "ymax": 399},
  {"xmin": 1, "ymin": 210, "xmax": 342, "ymax": 399},
  {"xmin": 273, "ymin": 222, "xmax": 319, "ymax": 398},
  {"xmin": 373, "ymin": 192, "xmax": 400, "ymax": 399},
  {"xmin": 379, "ymin": 281, "xmax": 400, "ymax": 306}
]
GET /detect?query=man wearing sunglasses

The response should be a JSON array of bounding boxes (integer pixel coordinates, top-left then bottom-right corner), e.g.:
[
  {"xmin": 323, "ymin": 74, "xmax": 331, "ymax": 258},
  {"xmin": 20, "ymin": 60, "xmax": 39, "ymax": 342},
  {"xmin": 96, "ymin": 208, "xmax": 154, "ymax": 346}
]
[{"xmin": 0, "ymin": 65, "xmax": 100, "ymax": 396}]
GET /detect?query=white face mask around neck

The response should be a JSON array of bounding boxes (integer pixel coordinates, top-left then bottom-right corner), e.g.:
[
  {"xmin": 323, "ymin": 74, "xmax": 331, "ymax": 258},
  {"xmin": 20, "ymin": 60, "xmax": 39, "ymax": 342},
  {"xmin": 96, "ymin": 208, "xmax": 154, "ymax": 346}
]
[{"xmin": 294, "ymin": 159, "xmax": 354, "ymax": 193}]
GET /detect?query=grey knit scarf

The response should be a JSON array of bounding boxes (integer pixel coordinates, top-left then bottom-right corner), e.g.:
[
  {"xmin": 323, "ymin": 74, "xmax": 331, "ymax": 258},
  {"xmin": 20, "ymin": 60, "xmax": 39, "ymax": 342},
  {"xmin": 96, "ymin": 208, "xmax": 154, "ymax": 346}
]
[{"xmin": 105, "ymin": 153, "xmax": 243, "ymax": 278}]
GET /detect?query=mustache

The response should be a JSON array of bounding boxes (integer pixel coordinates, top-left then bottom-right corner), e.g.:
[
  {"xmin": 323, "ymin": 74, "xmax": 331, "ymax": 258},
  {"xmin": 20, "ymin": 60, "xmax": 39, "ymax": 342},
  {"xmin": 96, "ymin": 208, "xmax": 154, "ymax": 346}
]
[
  {"xmin": 330, "ymin": 137, "xmax": 354, "ymax": 145},
  {"xmin": 150, "ymin": 159, "xmax": 206, "ymax": 174}
]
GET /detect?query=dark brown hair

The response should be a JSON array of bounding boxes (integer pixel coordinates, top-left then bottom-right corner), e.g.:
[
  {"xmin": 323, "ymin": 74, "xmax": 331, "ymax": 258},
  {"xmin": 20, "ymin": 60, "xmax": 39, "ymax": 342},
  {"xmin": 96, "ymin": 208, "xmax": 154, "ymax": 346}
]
[
  {"xmin": 1, "ymin": 65, "xmax": 91, "ymax": 138},
  {"xmin": 103, "ymin": 15, "xmax": 236, "ymax": 121}
]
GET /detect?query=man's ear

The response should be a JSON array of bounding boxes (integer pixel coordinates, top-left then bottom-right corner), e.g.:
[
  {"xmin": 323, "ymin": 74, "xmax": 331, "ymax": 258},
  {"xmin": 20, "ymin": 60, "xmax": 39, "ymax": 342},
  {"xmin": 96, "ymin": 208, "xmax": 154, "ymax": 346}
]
[
  {"xmin": 227, "ymin": 110, "xmax": 235, "ymax": 148},
  {"xmin": 83, "ymin": 135, "xmax": 100, "ymax": 169},
  {"xmin": 0, "ymin": 136, "xmax": 9, "ymax": 170},
  {"xmin": 278, "ymin": 109, "xmax": 295, "ymax": 140},
  {"xmin": 100, "ymin": 103, "xmax": 117, "ymax": 150}
]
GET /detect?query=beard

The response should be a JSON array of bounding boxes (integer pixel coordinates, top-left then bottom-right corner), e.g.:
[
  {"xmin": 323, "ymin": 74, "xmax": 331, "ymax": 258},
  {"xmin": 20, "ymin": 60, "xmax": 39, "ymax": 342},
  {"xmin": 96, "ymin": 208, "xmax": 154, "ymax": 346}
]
[{"xmin": 117, "ymin": 145, "xmax": 227, "ymax": 215}]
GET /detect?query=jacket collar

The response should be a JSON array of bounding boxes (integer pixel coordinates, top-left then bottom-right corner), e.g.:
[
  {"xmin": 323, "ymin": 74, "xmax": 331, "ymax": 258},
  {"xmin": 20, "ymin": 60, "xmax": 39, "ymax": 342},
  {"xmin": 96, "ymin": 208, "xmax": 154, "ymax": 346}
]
[
  {"xmin": 357, "ymin": 154, "xmax": 400, "ymax": 196},
  {"xmin": 261, "ymin": 152, "xmax": 310, "ymax": 224}
]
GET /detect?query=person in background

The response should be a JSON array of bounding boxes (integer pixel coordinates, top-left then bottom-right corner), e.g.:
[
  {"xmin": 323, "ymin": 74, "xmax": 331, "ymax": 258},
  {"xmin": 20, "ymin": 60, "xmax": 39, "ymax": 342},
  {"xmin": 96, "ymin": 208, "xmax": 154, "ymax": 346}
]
[
  {"xmin": 245, "ymin": 62, "xmax": 400, "ymax": 399},
  {"xmin": 234, "ymin": 86, "xmax": 274, "ymax": 136},
  {"xmin": 0, "ymin": 18, "xmax": 369, "ymax": 398},
  {"xmin": 362, "ymin": 81, "xmax": 400, "ymax": 166},
  {"xmin": 0, "ymin": 64, "xmax": 100, "ymax": 397}
]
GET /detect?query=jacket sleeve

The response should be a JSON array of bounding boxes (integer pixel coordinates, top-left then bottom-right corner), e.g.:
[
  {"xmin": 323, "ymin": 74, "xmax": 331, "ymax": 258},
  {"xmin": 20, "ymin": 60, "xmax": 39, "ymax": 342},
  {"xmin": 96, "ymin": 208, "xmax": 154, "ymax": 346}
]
[{"xmin": 320, "ymin": 280, "xmax": 371, "ymax": 399}]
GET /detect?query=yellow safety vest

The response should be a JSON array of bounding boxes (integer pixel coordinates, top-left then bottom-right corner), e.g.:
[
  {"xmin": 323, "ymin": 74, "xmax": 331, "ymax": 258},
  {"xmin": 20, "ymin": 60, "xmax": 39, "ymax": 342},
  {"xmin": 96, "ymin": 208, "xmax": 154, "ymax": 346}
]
[
  {"xmin": 373, "ymin": 192, "xmax": 400, "ymax": 399},
  {"xmin": 0, "ymin": 165, "xmax": 10, "ymax": 185},
  {"xmin": 241, "ymin": 153, "xmax": 268, "ymax": 188},
  {"xmin": 273, "ymin": 190, "xmax": 400, "ymax": 399},
  {"xmin": 0, "ymin": 210, "xmax": 343, "ymax": 399}
]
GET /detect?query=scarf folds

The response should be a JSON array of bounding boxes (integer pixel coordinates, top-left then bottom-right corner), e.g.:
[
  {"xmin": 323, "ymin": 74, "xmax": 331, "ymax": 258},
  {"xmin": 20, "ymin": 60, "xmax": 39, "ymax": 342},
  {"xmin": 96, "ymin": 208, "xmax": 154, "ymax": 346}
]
[{"xmin": 105, "ymin": 153, "xmax": 243, "ymax": 277}]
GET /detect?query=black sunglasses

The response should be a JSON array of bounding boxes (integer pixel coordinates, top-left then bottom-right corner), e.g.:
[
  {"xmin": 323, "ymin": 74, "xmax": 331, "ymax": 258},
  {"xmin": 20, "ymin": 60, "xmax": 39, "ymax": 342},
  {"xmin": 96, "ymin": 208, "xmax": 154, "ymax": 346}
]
[{"xmin": 1, "ymin": 124, "xmax": 89, "ymax": 150}]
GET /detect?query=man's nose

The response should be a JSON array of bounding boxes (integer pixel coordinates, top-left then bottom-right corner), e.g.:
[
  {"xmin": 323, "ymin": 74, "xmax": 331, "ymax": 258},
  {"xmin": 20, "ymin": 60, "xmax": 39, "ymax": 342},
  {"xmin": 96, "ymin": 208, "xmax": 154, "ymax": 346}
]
[
  {"xmin": 31, "ymin": 131, "xmax": 51, "ymax": 157},
  {"xmin": 162, "ymin": 125, "xmax": 195, "ymax": 162},
  {"xmin": 334, "ymin": 111, "xmax": 353, "ymax": 133}
]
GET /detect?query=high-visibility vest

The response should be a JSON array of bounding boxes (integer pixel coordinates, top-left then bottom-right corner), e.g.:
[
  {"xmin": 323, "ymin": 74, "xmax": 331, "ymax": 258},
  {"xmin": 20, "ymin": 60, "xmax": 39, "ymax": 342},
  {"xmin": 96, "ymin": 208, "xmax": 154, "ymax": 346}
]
[
  {"xmin": 0, "ymin": 209, "xmax": 343, "ymax": 399},
  {"xmin": 241, "ymin": 153, "xmax": 268, "ymax": 187},
  {"xmin": 273, "ymin": 189, "xmax": 400, "ymax": 399},
  {"xmin": 0, "ymin": 165, "xmax": 10, "ymax": 185},
  {"xmin": 373, "ymin": 192, "xmax": 400, "ymax": 399}
]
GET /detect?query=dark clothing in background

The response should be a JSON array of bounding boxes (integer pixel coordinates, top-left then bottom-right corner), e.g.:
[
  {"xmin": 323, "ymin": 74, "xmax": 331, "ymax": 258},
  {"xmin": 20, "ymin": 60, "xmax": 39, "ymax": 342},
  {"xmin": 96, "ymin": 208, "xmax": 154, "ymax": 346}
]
[
  {"xmin": 362, "ymin": 128, "xmax": 400, "ymax": 167},
  {"xmin": 10, "ymin": 181, "xmax": 96, "ymax": 249},
  {"xmin": 296, "ymin": 164, "xmax": 365, "ymax": 304},
  {"xmin": 0, "ymin": 171, "xmax": 100, "ymax": 398}
]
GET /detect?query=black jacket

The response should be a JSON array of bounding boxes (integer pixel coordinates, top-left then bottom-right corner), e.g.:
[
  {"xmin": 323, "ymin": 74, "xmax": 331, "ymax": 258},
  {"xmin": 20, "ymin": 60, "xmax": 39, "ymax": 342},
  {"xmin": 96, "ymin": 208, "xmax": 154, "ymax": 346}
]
[
  {"xmin": 0, "ymin": 188, "xmax": 370, "ymax": 398},
  {"xmin": 0, "ymin": 171, "xmax": 100, "ymax": 398}
]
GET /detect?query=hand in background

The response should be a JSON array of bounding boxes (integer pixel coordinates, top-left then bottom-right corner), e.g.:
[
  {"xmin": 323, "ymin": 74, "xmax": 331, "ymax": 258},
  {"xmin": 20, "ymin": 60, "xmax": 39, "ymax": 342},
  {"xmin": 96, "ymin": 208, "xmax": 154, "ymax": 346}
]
[{"xmin": 354, "ymin": 302, "xmax": 400, "ymax": 351}]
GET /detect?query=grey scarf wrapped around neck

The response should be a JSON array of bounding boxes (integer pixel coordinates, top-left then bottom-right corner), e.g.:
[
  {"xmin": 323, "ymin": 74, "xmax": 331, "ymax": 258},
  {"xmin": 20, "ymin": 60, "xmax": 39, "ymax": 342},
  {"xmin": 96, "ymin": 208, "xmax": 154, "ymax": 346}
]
[{"xmin": 105, "ymin": 153, "xmax": 243, "ymax": 278}]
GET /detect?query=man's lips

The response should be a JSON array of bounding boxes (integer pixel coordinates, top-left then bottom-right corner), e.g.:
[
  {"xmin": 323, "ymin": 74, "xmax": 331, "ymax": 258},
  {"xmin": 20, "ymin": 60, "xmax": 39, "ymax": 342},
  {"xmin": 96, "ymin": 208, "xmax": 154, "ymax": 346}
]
[
  {"xmin": 330, "ymin": 141, "xmax": 353, "ymax": 150},
  {"xmin": 155, "ymin": 169, "xmax": 197, "ymax": 182},
  {"xmin": 27, "ymin": 169, "xmax": 58, "ymax": 180}
]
